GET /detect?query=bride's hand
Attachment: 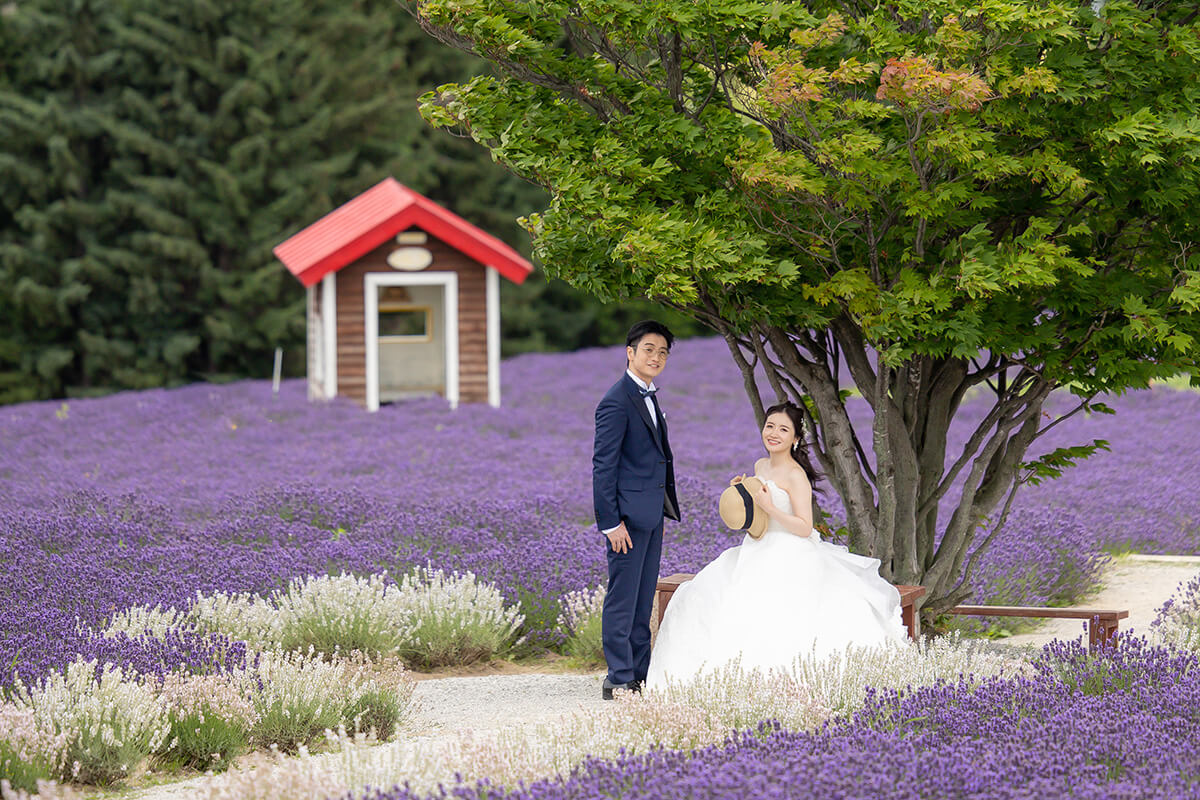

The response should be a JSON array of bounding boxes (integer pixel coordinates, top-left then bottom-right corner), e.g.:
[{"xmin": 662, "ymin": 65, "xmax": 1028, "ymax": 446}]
[
  {"xmin": 729, "ymin": 474, "xmax": 747, "ymax": 486},
  {"xmin": 753, "ymin": 481, "xmax": 775, "ymax": 510}
]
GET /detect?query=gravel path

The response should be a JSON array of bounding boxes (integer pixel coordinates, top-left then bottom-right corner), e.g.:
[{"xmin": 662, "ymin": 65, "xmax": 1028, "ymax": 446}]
[
  {"xmin": 408, "ymin": 672, "xmax": 607, "ymax": 734},
  {"xmin": 1000, "ymin": 554, "xmax": 1200, "ymax": 647}
]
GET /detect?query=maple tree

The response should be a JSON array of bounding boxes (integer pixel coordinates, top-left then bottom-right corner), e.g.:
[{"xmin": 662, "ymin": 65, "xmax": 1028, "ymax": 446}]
[{"xmin": 407, "ymin": 0, "xmax": 1200, "ymax": 611}]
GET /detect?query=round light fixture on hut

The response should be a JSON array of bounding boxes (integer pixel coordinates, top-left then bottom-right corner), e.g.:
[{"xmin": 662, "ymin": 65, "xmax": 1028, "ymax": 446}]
[{"xmin": 387, "ymin": 247, "xmax": 433, "ymax": 271}]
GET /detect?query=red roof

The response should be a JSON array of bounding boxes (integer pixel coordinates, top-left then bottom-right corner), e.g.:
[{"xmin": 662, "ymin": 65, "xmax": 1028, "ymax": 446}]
[{"xmin": 273, "ymin": 178, "xmax": 533, "ymax": 287}]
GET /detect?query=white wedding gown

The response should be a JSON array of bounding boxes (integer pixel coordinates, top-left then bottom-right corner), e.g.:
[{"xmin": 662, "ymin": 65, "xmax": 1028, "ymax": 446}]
[{"xmin": 647, "ymin": 478, "xmax": 907, "ymax": 687}]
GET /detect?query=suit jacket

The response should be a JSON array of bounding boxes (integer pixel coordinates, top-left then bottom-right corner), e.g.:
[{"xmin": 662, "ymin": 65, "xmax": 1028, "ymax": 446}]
[{"xmin": 593, "ymin": 372, "xmax": 680, "ymax": 533}]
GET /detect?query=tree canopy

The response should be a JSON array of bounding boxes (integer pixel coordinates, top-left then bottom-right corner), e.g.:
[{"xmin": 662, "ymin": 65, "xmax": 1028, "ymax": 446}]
[{"xmin": 409, "ymin": 0, "xmax": 1200, "ymax": 609}]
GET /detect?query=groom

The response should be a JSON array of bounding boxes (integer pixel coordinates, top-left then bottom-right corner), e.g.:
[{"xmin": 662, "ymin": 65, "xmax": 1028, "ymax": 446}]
[{"xmin": 593, "ymin": 320, "xmax": 680, "ymax": 699}]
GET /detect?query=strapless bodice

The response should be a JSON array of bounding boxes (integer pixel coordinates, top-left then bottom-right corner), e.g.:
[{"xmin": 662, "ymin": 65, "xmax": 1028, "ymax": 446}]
[
  {"xmin": 755, "ymin": 477, "xmax": 792, "ymax": 514},
  {"xmin": 754, "ymin": 476, "xmax": 814, "ymax": 539}
]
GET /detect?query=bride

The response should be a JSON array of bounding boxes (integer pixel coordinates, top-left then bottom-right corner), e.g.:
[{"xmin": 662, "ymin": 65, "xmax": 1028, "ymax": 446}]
[{"xmin": 646, "ymin": 402, "xmax": 907, "ymax": 686}]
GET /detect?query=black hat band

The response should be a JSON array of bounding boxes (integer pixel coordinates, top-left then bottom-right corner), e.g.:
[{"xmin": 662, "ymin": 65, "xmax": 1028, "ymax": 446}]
[{"xmin": 734, "ymin": 483, "xmax": 754, "ymax": 531}]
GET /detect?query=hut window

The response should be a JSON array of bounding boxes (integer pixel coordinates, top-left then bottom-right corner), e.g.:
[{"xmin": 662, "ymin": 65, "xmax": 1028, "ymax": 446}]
[{"xmin": 378, "ymin": 305, "xmax": 431, "ymax": 340}]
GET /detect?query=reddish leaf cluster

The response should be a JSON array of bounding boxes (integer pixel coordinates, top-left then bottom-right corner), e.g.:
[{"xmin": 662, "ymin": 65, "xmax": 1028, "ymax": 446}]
[{"xmin": 876, "ymin": 57, "xmax": 991, "ymax": 113}]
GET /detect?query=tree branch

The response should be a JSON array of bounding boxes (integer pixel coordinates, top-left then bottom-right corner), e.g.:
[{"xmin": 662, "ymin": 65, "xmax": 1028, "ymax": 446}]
[
  {"xmin": 719, "ymin": 327, "xmax": 766, "ymax": 427},
  {"xmin": 926, "ymin": 382, "xmax": 1051, "ymax": 592},
  {"xmin": 765, "ymin": 326, "xmax": 879, "ymax": 552}
]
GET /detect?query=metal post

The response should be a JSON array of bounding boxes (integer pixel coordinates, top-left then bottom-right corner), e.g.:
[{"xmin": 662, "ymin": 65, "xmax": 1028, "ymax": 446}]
[{"xmin": 272, "ymin": 347, "xmax": 283, "ymax": 398}]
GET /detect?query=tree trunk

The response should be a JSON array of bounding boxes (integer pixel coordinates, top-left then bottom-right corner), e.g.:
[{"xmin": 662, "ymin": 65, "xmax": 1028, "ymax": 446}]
[{"xmin": 716, "ymin": 316, "xmax": 1056, "ymax": 616}]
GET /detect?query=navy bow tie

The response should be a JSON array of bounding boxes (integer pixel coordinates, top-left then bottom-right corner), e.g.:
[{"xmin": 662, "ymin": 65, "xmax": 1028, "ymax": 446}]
[{"xmin": 639, "ymin": 388, "xmax": 657, "ymax": 398}]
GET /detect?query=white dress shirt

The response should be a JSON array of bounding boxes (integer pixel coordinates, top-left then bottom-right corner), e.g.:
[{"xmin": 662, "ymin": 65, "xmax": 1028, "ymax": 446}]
[{"xmin": 626, "ymin": 369, "xmax": 658, "ymax": 428}]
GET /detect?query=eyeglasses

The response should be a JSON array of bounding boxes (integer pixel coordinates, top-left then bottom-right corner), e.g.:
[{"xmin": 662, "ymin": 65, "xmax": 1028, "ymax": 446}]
[{"xmin": 640, "ymin": 345, "xmax": 669, "ymax": 359}]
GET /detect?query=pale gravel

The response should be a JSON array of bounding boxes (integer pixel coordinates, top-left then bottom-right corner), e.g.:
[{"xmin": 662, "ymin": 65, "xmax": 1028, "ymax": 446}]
[
  {"xmin": 1000, "ymin": 554, "xmax": 1200, "ymax": 647},
  {"xmin": 406, "ymin": 672, "xmax": 608, "ymax": 735},
  {"xmin": 93, "ymin": 558, "xmax": 1200, "ymax": 800}
]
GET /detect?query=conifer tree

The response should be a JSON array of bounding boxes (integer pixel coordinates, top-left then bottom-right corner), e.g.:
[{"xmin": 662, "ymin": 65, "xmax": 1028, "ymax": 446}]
[{"xmin": 0, "ymin": 0, "xmax": 541, "ymax": 402}]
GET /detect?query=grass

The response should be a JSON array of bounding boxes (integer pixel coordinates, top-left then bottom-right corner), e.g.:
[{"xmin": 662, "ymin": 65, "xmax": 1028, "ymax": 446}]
[
  {"xmin": 1151, "ymin": 374, "xmax": 1200, "ymax": 391},
  {"xmin": 158, "ymin": 710, "xmax": 248, "ymax": 773},
  {"xmin": 0, "ymin": 736, "xmax": 57, "ymax": 794}
]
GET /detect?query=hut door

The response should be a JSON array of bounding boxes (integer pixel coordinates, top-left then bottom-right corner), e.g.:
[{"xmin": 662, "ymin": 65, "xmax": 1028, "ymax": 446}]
[
  {"xmin": 376, "ymin": 283, "xmax": 445, "ymax": 403},
  {"xmin": 365, "ymin": 271, "xmax": 459, "ymax": 412}
]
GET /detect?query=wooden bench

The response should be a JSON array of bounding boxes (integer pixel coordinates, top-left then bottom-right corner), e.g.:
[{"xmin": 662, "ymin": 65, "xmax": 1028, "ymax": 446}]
[
  {"xmin": 654, "ymin": 573, "xmax": 927, "ymax": 640},
  {"xmin": 947, "ymin": 604, "xmax": 1130, "ymax": 651}
]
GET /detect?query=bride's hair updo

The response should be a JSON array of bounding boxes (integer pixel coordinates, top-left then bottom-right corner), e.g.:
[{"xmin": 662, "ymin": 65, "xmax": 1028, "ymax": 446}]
[{"xmin": 764, "ymin": 401, "xmax": 822, "ymax": 488}]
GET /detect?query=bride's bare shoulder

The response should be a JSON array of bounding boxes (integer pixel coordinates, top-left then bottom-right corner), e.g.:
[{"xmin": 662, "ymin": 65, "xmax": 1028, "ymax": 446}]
[{"xmin": 784, "ymin": 465, "xmax": 812, "ymax": 492}]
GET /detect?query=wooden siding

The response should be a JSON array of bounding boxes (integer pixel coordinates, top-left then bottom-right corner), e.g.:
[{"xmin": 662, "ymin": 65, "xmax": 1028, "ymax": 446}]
[{"xmin": 334, "ymin": 235, "xmax": 490, "ymax": 407}]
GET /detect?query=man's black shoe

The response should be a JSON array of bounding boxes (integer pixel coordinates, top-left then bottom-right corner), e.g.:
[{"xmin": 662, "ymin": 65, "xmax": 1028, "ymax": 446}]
[{"xmin": 602, "ymin": 677, "xmax": 636, "ymax": 700}]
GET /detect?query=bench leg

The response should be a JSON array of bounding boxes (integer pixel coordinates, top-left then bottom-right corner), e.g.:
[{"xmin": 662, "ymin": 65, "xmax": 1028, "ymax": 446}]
[
  {"xmin": 655, "ymin": 586, "xmax": 679, "ymax": 629},
  {"xmin": 901, "ymin": 603, "xmax": 921, "ymax": 640},
  {"xmin": 1088, "ymin": 619, "xmax": 1119, "ymax": 652}
]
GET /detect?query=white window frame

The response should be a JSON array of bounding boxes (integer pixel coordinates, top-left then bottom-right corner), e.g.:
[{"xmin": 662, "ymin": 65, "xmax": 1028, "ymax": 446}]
[
  {"xmin": 377, "ymin": 303, "xmax": 435, "ymax": 343},
  {"xmin": 364, "ymin": 271, "xmax": 458, "ymax": 412}
]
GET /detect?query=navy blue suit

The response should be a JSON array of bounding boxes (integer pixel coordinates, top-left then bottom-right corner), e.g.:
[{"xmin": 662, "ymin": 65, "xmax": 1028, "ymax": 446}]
[{"xmin": 593, "ymin": 373, "xmax": 680, "ymax": 685}]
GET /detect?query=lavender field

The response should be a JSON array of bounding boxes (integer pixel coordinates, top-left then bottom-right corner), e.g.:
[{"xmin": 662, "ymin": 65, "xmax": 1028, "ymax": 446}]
[
  {"xmin": 2, "ymin": 337, "xmax": 1200, "ymax": 689},
  {"xmin": 3, "ymin": 337, "xmax": 1200, "ymax": 797},
  {"xmin": 360, "ymin": 637, "xmax": 1200, "ymax": 800}
]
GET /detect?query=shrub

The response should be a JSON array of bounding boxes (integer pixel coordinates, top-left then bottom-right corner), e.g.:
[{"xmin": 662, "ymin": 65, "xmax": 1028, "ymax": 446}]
[
  {"xmin": 241, "ymin": 650, "xmax": 350, "ymax": 752},
  {"xmin": 1032, "ymin": 634, "xmax": 1197, "ymax": 697},
  {"xmin": 342, "ymin": 685, "xmax": 408, "ymax": 740},
  {"xmin": 393, "ymin": 567, "xmax": 524, "ymax": 669},
  {"xmin": 237, "ymin": 650, "xmax": 413, "ymax": 752},
  {"xmin": 0, "ymin": 704, "xmax": 67, "ymax": 793},
  {"xmin": 188, "ymin": 572, "xmax": 412, "ymax": 660},
  {"xmin": 556, "ymin": 585, "xmax": 605, "ymax": 665},
  {"xmin": 185, "ymin": 569, "xmax": 520, "ymax": 667},
  {"xmin": 162, "ymin": 711, "xmax": 248, "ymax": 774},
  {"xmin": 1151, "ymin": 574, "xmax": 1200, "ymax": 651},
  {"xmin": 640, "ymin": 660, "xmax": 832, "ymax": 737},
  {"xmin": 788, "ymin": 634, "xmax": 1025, "ymax": 714},
  {"xmin": 157, "ymin": 674, "xmax": 257, "ymax": 772},
  {"xmin": 189, "ymin": 591, "xmax": 283, "ymax": 651},
  {"xmin": 270, "ymin": 573, "xmax": 415, "ymax": 658},
  {"xmin": 12, "ymin": 659, "xmax": 169, "ymax": 786}
]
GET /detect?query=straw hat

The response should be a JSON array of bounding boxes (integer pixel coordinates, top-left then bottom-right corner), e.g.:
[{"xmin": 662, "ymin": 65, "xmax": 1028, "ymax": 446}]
[{"xmin": 718, "ymin": 476, "xmax": 767, "ymax": 539}]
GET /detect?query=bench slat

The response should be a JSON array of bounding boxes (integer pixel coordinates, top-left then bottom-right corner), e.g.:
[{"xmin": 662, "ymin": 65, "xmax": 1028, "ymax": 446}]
[{"xmin": 949, "ymin": 605, "xmax": 1129, "ymax": 620}]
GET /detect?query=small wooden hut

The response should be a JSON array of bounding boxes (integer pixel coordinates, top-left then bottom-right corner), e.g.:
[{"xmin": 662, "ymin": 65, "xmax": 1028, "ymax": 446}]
[{"xmin": 273, "ymin": 178, "xmax": 532, "ymax": 410}]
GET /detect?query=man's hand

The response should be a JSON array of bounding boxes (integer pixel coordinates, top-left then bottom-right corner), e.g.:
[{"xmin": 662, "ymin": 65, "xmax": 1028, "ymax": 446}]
[{"xmin": 606, "ymin": 522, "xmax": 633, "ymax": 554}]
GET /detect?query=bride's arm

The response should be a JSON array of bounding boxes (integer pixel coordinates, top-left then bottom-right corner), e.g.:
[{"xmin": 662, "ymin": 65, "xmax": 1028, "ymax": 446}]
[{"xmin": 753, "ymin": 472, "xmax": 815, "ymax": 538}]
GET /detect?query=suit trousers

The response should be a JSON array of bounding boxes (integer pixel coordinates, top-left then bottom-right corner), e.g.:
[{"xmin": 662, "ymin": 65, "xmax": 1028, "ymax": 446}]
[{"xmin": 601, "ymin": 520, "xmax": 664, "ymax": 685}]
